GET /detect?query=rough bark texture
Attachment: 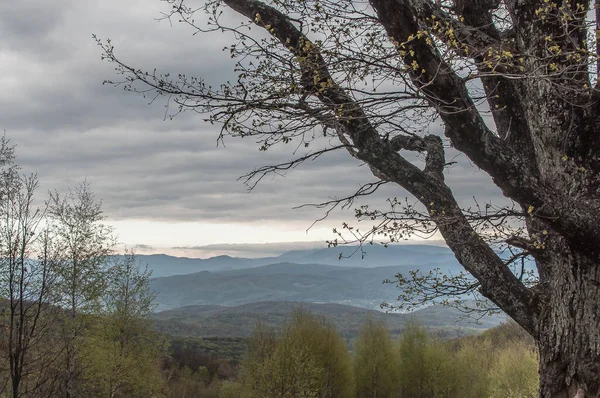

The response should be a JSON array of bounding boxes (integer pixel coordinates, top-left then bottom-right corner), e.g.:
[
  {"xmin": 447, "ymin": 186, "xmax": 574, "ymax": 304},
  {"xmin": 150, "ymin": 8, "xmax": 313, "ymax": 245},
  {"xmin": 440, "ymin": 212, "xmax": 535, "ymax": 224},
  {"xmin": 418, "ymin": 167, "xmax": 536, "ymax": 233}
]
[{"xmin": 101, "ymin": 0, "xmax": 600, "ymax": 396}]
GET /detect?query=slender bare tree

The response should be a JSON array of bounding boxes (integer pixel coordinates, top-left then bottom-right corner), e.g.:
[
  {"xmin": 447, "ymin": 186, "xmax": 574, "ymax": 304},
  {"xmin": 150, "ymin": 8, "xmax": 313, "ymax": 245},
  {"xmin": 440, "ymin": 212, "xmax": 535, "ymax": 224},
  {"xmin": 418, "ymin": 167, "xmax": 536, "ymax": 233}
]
[
  {"xmin": 47, "ymin": 182, "xmax": 115, "ymax": 398},
  {"xmin": 0, "ymin": 140, "xmax": 61, "ymax": 398}
]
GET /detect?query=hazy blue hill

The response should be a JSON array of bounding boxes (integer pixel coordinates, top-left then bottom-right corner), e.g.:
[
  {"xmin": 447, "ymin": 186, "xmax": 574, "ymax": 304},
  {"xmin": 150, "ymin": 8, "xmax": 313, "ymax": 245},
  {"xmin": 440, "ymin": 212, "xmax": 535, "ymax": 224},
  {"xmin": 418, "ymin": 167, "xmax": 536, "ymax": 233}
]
[
  {"xmin": 152, "ymin": 300, "xmax": 505, "ymax": 338},
  {"xmin": 132, "ymin": 254, "xmax": 276, "ymax": 277},
  {"xmin": 141, "ymin": 244, "xmax": 468, "ymax": 312},
  {"xmin": 150, "ymin": 265, "xmax": 374, "ymax": 311},
  {"xmin": 220, "ymin": 262, "xmax": 343, "ymax": 276},
  {"xmin": 150, "ymin": 260, "xmax": 465, "ymax": 311},
  {"xmin": 276, "ymin": 244, "xmax": 455, "ymax": 267}
]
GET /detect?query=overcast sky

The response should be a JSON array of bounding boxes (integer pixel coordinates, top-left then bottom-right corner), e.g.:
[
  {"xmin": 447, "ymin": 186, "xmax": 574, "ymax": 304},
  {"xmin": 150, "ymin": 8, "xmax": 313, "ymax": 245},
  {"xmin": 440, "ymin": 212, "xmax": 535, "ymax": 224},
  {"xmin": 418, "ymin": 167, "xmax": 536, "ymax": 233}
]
[{"xmin": 1, "ymin": 0, "xmax": 505, "ymax": 257}]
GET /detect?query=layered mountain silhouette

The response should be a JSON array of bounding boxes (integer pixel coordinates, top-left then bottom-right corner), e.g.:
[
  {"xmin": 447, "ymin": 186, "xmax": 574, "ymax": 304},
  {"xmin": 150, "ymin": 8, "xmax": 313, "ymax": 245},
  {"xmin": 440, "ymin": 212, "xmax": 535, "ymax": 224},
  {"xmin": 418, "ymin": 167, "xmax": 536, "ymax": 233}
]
[{"xmin": 143, "ymin": 244, "xmax": 465, "ymax": 311}]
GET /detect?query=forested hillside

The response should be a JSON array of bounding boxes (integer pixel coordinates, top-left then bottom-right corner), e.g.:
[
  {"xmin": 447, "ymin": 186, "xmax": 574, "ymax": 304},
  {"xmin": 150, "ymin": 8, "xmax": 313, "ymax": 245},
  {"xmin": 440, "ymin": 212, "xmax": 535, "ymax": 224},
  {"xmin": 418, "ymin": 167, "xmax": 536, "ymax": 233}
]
[
  {"xmin": 168, "ymin": 311, "xmax": 538, "ymax": 398},
  {"xmin": 152, "ymin": 300, "xmax": 504, "ymax": 338}
]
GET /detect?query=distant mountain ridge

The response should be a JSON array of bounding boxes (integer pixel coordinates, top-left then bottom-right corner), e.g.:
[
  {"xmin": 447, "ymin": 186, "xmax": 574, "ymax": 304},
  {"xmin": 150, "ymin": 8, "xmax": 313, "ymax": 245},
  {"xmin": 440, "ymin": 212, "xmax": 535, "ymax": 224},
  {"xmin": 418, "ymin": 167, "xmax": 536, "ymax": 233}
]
[
  {"xmin": 277, "ymin": 244, "xmax": 453, "ymax": 266},
  {"xmin": 135, "ymin": 244, "xmax": 458, "ymax": 278}
]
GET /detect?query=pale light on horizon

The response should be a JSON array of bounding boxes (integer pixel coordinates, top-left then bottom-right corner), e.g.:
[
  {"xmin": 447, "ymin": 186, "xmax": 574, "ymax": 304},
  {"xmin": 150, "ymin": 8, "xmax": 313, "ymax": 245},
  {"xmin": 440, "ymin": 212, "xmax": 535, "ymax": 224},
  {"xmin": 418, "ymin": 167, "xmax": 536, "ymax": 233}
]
[
  {"xmin": 107, "ymin": 219, "xmax": 336, "ymax": 248},
  {"xmin": 108, "ymin": 219, "xmax": 447, "ymax": 258}
]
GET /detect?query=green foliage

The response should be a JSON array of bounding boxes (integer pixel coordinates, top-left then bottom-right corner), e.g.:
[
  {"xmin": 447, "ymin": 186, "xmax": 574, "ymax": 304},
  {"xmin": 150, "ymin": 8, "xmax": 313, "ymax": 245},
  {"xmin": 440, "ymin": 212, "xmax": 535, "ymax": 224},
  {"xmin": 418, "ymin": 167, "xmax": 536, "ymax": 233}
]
[
  {"xmin": 397, "ymin": 321, "xmax": 537, "ymax": 398},
  {"xmin": 288, "ymin": 310, "xmax": 355, "ymax": 398},
  {"xmin": 48, "ymin": 181, "xmax": 116, "ymax": 316},
  {"xmin": 397, "ymin": 321, "xmax": 429, "ymax": 396},
  {"xmin": 452, "ymin": 340, "xmax": 493, "ymax": 398},
  {"xmin": 219, "ymin": 380, "xmax": 245, "ymax": 398},
  {"xmin": 167, "ymin": 365, "xmax": 223, "ymax": 398},
  {"xmin": 235, "ymin": 318, "xmax": 323, "ymax": 397},
  {"xmin": 423, "ymin": 338, "xmax": 462, "ymax": 398},
  {"xmin": 249, "ymin": 336, "xmax": 324, "ymax": 398},
  {"xmin": 0, "ymin": 154, "xmax": 167, "ymax": 397},
  {"xmin": 168, "ymin": 336, "xmax": 248, "ymax": 362},
  {"xmin": 396, "ymin": 321, "xmax": 463, "ymax": 398},
  {"xmin": 477, "ymin": 319, "xmax": 536, "ymax": 348},
  {"xmin": 236, "ymin": 310, "xmax": 354, "ymax": 398},
  {"xmin": 353, "ymin": 316, "xmax": 399, "ymax": 398},
  {"xmin": 46, "ymin": 181, "xmax": 118, "ymax": 396},
  {"xmin": 232, "ymin": 316, "xmax": 541, "ymax": 398},
  {"xmin": 81, "ymin": 326, "xmax": 166, "ymax": 398},
  {"xmin": 79, "ymin": 253, "xmax": 167, "ymax": 397},
  {"xmin": 487, "ymin": 343, "xmax": 539, "ymax": 398}
]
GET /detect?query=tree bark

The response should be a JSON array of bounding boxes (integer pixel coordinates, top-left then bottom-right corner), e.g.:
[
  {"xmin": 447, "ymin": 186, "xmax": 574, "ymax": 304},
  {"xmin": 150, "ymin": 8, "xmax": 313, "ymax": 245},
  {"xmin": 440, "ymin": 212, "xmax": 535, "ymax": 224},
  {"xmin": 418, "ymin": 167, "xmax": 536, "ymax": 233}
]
[{"xmin": 535, "ymin": 249, "xmax": 600, "ymax": 398}]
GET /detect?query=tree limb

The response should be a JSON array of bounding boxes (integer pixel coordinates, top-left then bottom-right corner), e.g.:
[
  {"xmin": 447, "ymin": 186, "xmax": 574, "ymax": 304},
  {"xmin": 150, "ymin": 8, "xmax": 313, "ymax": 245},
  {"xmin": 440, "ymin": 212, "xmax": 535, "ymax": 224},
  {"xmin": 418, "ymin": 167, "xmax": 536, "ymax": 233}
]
[{"xmin": 222, "ymin": 0, "xmax": 540, "ymax": 335}]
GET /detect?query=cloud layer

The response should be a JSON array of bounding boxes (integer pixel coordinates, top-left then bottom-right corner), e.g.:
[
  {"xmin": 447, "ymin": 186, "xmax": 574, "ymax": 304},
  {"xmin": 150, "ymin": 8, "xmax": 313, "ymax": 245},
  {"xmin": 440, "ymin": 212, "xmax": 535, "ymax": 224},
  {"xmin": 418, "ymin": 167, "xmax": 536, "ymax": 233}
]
[{"xmin": 1, "ymin": 0, "xmax": 508, "ymax": 247}]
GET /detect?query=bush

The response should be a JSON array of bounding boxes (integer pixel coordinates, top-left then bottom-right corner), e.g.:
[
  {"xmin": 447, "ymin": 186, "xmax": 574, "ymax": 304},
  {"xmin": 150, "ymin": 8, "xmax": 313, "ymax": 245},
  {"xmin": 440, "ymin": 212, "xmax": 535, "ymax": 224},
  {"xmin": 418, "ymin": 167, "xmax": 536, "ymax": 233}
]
[
  {"xmin": 237, "ymin": 309, "xmax": 354, "ymax": 398},
  {"xmin": 397, "ymin": 322, "xmax": 429, "ymax": 397},
  {"xmin": 453, "ymin": 339, "xmax": 494, "ymax": 398},
  {"xmin": 219, "ymin": 380, "xmax": 245, "ymax": 398},
  {"xmin": 354, "ymin": 317, "xmax": 399, "ymax": 398},
  {"xmin": 423, "ymin": 338, "xmax": 460, "ymax": 397},
  {"xmin": 488, "ymin": 343, "xmax": 539, "ymax": 398}
]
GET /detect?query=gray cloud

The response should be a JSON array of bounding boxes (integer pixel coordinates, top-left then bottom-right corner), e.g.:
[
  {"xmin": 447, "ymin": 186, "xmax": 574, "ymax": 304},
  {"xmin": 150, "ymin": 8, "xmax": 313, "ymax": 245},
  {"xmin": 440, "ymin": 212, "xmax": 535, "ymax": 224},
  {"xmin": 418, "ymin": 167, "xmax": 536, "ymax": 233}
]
[
  {"xmin": 132, "ymin": 244, "xmax": 155, "ymax": 251},
  {"xmin": 1, "ymin": 0, "xmax": 509, "ymax": 240}
]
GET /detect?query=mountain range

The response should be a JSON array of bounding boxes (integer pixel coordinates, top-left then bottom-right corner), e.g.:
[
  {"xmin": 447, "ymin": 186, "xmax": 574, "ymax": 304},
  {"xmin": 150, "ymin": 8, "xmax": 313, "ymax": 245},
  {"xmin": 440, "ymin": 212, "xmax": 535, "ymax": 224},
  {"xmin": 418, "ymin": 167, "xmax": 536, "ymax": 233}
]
[
  {"xmin": 137, "ymin": 244, "xmax": 508, "ymax": 339},
  {"xmin": 137, "ymin": 244, "xmax": 457, "ymax": 277},
  {"xmin": 144, "ymin": 244, "xmax": 466, "ymax": 311}
]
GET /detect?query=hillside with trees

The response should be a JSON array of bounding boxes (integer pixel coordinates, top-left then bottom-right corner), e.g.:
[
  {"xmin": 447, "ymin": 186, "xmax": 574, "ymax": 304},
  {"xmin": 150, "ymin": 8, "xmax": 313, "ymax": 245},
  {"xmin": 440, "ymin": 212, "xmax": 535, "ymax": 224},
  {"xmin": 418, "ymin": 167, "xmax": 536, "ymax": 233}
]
[
  {"xmin": 151, "ymin": 300, "xmax": 504, "ymax": 338},
  {"xmin": 0, "ymin": 141, "xmax": 166, "ymax": 397},
  {"xmin": 186, "ymin": 311, "xmax": 539, "ymax": 398}
]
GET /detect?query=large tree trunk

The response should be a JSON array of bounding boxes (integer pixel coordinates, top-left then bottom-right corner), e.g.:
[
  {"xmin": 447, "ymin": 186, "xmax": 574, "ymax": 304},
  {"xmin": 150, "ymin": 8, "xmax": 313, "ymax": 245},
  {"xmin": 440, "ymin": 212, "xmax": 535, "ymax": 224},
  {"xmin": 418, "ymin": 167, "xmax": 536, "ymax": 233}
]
[{"xmin": 537, "ymin": 250, "xmax": 600, "ymax": 398}]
